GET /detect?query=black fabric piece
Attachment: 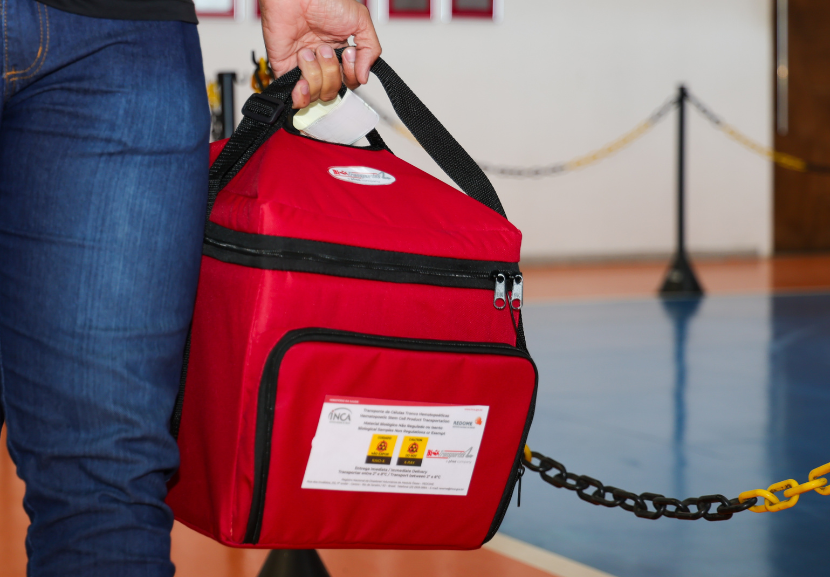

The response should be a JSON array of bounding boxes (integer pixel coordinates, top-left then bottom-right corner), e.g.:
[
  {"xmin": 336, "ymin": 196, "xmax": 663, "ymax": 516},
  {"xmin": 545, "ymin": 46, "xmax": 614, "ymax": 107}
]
[
  {"xmin": 36, "ymin": 0, "xmax": 197, "ymax": 23},
  {"xmin": 516, "ymin": 314, "xmax": 528, "ymax": 352},
  {"xmin": 203, "ymin": 222, "xmax": 519, "ymax": 290},
  {"xmin": 244, "ymin": 328, "xmax": 538, "ymax": 544},
  {"xmin": 365, "ymin": 128, "xmax": 390, "ymax": 151}
]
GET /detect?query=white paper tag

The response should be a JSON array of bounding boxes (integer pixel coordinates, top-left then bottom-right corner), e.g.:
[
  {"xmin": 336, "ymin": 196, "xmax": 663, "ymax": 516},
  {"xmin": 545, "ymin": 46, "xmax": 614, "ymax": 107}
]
[
  {"xmin": 301, "ymin": 395, "xmax": 489, "ymax": 496},
  {"xmin": 293, "ymin": 90, "xmax": 379, "ymax": 145}
]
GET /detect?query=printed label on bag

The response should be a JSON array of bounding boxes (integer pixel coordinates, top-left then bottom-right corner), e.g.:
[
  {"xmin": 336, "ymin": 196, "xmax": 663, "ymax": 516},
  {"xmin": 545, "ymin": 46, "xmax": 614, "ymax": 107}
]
[
  {"xmin": 328, "ymin": 166, "xmax": 396, "ymax": 185},
  {"xmin": 301, "ymin": 396, "xmax": 488, "ymax": 495}
]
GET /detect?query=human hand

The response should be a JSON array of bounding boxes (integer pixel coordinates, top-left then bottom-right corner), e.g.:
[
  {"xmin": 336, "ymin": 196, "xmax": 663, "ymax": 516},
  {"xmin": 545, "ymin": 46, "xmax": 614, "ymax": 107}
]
[{"xmin": 258, "ymin": 0, "xmax": 382, "ymax": 108}]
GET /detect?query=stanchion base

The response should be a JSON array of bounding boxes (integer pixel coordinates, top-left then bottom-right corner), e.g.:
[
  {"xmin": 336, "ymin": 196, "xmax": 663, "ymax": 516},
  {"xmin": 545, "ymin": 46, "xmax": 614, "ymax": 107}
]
[
  {"xmin": 257, "ymin": 550, "xmax": 331, "ymax": 577},
  {"xmin": 659, "ymin": 252, "xmax": 704, "ymax": 297}
]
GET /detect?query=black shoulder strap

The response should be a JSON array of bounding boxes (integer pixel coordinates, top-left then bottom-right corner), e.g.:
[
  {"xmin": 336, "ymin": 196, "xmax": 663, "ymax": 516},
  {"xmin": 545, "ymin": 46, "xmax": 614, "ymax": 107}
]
[
  {"xmin": 206, "ymin": 56, "xmax": 506, "ymax": 220},
  {"xmin": 369, "ymin": 58, "xmax": 506, "ymax": 217}
]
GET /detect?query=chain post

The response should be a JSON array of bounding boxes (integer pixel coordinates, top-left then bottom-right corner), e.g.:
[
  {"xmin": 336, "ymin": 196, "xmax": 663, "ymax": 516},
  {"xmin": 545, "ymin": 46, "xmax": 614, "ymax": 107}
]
[
  {"xmin": 258, "ymin": 550, "xmax": 331, "ymax": 577},
  {"xmin": 659, "ymin": 85, "xmax": 704, "ymax": 298}
]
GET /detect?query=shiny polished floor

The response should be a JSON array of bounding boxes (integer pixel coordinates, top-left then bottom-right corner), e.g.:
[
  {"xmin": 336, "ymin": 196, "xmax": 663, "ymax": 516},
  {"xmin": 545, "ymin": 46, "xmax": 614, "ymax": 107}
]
[
  {"xmin": 504, "ymin": 292, "xmax": 830, "ymax": 577},
  {"xmin": 2, "ymin": 254, "xmax": 830, "ymax": 576}
]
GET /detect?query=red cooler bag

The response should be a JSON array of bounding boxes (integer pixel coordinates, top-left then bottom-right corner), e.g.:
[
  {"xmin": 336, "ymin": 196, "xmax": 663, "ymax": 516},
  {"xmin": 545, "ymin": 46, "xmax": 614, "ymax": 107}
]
[{"xmin": 166, "ymin": 57, "xmax": 537, "ymax": 550}]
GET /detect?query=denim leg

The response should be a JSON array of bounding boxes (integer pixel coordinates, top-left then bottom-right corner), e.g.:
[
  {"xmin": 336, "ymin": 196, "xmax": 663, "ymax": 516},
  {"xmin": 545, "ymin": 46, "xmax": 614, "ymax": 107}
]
[{"xmin": 0, "ymin": 4, "xmax": 209, "ymax": 575}]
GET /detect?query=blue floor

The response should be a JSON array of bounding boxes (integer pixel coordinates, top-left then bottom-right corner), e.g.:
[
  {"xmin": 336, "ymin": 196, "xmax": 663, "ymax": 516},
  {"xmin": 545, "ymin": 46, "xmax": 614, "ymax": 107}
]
[{"xmin": 500, "ymin": 292, "xmax": 830, "ymax": 577}]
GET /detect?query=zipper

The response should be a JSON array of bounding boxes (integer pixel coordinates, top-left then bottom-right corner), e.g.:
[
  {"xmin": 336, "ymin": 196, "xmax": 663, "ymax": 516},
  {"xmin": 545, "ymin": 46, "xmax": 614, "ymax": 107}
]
[
  {"xmin": 510, "ymin": 274, "xmax": 523, "ymax": 310},
  {"xmin": 203, "ymin": 222, "xmax": 521, "ymax": 295},
  {"xmin": 493, "ymin": 273, "xmax": 507, "ymax": 309},
  {"xmin": 243, "ymin": 327, "xmax": 538, "ymax": 545}
]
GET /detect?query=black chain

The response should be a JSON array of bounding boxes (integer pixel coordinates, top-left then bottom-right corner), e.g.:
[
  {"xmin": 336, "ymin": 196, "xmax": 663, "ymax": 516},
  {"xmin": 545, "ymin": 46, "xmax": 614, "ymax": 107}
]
[{"xmin": 523, "ymin": 451, "xmax": 757, "ymax": 521}]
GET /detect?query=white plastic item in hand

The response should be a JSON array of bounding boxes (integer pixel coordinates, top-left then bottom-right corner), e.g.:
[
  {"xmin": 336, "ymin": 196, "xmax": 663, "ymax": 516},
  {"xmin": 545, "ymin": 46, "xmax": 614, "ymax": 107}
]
[{"xmin": 292, "ymin": 90, "xmax": 380, "ymax": 145}]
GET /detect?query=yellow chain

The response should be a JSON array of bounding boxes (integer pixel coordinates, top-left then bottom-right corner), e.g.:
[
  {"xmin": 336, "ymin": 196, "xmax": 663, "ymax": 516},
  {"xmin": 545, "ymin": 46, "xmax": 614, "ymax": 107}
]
[
  {"xmin": 739, "ymin": 462, "xmax": 830, "ymax": 513},
  {"xmin": 563, "ymin": 120, "xmax": 654, "ymax": 171},
  {"xmin": 719, "ymin": 124, "xmax": 808, "ymax": 172},
  {"xmin": 382, "ymin": 115, "xmax": 657, "ymax": 172}
]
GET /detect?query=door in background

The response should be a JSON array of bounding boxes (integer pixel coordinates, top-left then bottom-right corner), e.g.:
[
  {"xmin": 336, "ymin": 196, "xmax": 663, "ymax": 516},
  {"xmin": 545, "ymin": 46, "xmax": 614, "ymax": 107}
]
[{"xmin": 774, "ymin": 0, "xmax": 830, "ymax": 252}]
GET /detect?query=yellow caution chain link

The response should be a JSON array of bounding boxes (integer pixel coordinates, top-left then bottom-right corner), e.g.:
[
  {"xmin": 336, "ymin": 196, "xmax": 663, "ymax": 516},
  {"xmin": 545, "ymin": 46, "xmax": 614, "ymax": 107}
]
[
  {"xmin": 684, "ymin": 91, "xmax": 821, "ymax": 173},
  {"xmin": 719, "ymin": 125, "xmax": 808, "ymax": 172},
  {"xmin": 738, "ymin": 462, "xmax": 830, "ymax": 513}
]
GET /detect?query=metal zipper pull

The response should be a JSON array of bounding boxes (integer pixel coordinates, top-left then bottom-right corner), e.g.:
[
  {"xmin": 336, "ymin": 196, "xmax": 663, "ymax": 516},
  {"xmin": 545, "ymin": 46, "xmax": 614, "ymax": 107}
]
[
  {"xmin": 510, "ymin": 274, "xmax": 523, "ymax": 310},
  {"xmin": 494, "ymin": 274, "xmax": 507, "ymax": 309}
]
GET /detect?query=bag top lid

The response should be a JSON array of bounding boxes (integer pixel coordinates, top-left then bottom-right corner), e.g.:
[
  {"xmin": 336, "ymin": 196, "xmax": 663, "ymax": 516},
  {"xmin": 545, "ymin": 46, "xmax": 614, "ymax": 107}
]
[{"xmin": 209, "ymin": 132, "xmax": 522, "ymax": 263}]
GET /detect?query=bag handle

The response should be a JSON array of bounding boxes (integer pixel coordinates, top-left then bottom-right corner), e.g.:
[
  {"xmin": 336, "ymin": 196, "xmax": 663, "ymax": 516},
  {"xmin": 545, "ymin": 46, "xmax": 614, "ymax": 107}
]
[{"xmin": 206, "ymin": 54, "xmax": 507, "ymax": 220}]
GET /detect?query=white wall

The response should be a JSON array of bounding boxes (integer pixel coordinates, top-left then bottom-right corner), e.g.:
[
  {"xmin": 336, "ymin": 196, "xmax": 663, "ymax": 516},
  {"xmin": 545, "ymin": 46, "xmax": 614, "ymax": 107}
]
[{"xmin": 198, "ymin": 0, "xmax": 773, "ymax": 261}]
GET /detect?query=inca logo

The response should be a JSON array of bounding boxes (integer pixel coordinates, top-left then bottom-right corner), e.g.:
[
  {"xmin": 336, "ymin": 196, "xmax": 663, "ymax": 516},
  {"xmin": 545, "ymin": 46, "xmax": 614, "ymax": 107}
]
[
  {"xmin": 475, "ymin": 417, "xmax": 483, "ymax": 425},
  {"xmin": 376, "ymin": 440, "xmax": 388, "ymax": 452},
  {"xmin": 328, "ymin": 407, "xmax": 352, "ymax": 424}
]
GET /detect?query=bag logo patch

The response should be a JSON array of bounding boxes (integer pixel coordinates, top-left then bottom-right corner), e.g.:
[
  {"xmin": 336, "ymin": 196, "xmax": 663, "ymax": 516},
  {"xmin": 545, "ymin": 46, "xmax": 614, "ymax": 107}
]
[{"xmin": 328, "ymin": 166, "xmax": 395, "ymax": 185}]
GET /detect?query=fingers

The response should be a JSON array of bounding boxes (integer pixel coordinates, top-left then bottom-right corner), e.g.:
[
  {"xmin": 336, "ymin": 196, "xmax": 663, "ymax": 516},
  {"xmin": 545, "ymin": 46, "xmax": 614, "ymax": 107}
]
[
  {"xmin": 342, "ymin": 47, "xmax": 359, "ymax": 90},
  {"xmin": 352, "ymin": 6, "xmax": 382, "ymax": 84},
  {"xmin": 292, "ymin": 48, "xmax": 319, "ymax": 109},
  {"xmin": 291, "ymin": 78, "xmax": 311, "ymax": 109},
  {"xmin": 316, "ymin": 45, "xmax": 342, "ymax": 101},
  {"xmin": 292, "ymin": 44, "xmax": 343, "ymax": 109}
]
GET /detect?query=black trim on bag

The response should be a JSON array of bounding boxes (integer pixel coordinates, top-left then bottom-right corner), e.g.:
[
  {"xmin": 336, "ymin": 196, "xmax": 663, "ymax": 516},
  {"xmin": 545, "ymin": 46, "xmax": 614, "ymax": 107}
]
[
  {"xmin": 243, "ymin": 328, "xmax": 538, "ymax": 545},
  {"xmin": 204, "ymin": 222, "xmax": 520, "ymax": 290}
]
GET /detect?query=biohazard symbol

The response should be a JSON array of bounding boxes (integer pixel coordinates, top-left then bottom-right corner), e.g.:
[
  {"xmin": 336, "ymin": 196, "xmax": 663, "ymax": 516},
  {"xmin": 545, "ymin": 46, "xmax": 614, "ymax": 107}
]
[
  {"xmin": 377, "ymin": 440, "xmax": 388, "ymax": 452},
  {"xmin": 408, "ymin": 442, "xmax": 419, "ymax": 454}
]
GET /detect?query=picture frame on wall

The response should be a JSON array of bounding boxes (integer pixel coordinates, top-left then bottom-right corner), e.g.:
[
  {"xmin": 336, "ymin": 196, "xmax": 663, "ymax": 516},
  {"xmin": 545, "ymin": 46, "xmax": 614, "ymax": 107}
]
[{"xmin": 195, "ymin": 0, "xmax": 235, "ymax": 18}]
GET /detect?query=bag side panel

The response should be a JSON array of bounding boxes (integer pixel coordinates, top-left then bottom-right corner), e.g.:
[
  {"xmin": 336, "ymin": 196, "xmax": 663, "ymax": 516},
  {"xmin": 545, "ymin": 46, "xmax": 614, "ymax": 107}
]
[{"xmin": 165, "ymin": 256, "xmax": 263, "ymax": 544}]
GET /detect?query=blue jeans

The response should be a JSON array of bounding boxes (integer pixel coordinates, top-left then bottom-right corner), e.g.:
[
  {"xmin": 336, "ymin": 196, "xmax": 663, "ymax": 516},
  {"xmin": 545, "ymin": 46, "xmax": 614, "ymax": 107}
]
[{"xmin": 0, "ymin": 1, "xmax": 209, "ymax": 574}]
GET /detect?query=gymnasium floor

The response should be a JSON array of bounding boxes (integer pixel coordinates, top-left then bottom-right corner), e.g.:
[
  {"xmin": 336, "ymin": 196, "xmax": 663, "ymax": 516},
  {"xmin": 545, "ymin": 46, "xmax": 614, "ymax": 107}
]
[{"xmin": 2, "ymin": 255, "xmax": 830, "ymax": 577}]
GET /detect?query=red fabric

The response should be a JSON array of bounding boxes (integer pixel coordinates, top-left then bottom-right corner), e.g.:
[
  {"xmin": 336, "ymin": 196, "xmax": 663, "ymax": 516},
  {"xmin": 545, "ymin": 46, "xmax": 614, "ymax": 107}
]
[
  {"xmin": 208, "ymin": 132, "xmax": 522, "ymax": 262},
  {"xmin": 167, "ymin": 134, "xmax": 533, "ymax": 549}
]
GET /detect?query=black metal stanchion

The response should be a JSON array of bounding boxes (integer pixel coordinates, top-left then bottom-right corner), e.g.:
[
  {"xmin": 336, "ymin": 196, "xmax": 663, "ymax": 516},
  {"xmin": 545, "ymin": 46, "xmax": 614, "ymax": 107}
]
[
  {"xmin": 660, "ymin": 85, "xmax": 704, "ymax": 297},
  {"xmin": 218, "ymin": 72, "xmax": 237, "ymax": 140},
  {"xmin": 257, "ymin": 550, "xmax": 331, "ymax": 577}
]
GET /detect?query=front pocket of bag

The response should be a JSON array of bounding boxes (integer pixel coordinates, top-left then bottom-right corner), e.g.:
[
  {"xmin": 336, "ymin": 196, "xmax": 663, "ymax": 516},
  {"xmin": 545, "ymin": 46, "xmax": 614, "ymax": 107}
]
[{"xmin": 243, "ymin": 328, "xmax": 537, "ymax": 549}]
